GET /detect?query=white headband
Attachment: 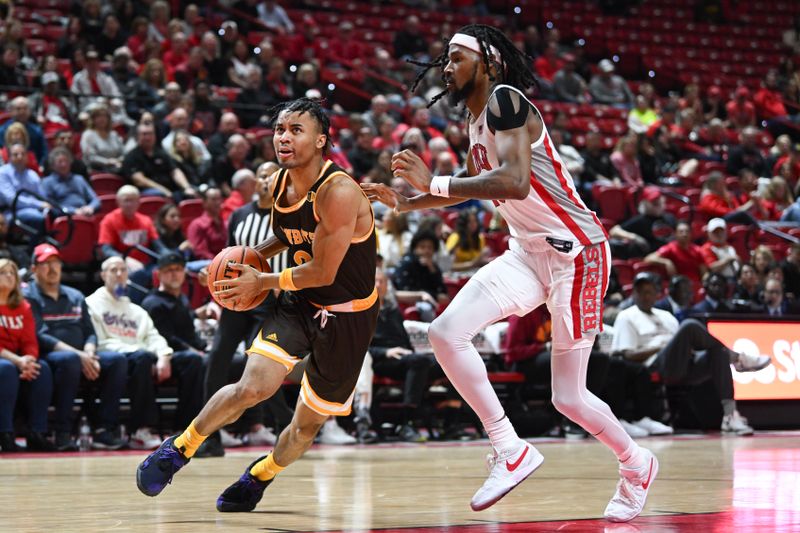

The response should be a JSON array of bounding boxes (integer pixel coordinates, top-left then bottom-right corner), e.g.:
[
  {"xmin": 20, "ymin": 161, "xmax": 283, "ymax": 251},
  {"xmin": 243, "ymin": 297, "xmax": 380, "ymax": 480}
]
[{"xmin": 449, "ymin": 33, "xmax": 501, "ymax": 64}]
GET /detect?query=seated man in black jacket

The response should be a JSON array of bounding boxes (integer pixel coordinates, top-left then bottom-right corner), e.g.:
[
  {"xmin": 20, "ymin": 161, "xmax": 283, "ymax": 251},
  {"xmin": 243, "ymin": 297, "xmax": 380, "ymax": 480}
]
[{"xmin": 370, "ymin": 266, "xmax": 438, "ymax": 442}]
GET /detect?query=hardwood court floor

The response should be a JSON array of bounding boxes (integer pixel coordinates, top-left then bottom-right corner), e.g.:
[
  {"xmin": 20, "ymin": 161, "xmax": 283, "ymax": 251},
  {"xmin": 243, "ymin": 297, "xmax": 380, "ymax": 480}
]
[{"xmin": 1, "ymin": 432, "xmax": 799, "ymax": 532}]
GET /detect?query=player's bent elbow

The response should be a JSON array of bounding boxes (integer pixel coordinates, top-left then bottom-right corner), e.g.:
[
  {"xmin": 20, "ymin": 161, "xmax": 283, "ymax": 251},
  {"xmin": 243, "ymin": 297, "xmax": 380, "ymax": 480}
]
[{"xmin": 512, "ymin": 181, "xmax": 530, "ymax": 200}]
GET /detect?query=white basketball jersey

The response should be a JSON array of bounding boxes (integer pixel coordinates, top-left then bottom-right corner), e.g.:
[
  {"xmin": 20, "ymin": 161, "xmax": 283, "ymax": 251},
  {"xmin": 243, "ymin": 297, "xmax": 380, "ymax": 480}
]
[{"xmin": 467, "ymin": 84, "xmax": 607, "ymax": 246}]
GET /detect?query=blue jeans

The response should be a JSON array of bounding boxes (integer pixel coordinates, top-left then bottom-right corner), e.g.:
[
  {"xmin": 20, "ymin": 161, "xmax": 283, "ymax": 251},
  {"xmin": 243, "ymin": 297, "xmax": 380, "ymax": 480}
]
[
  {"xmin": 0, "ymin": 358, "xmax": 53, "ymax": 433},
  {"xmin": 44, "ymin": 350, "xmax": 128, "ymax": 432}
]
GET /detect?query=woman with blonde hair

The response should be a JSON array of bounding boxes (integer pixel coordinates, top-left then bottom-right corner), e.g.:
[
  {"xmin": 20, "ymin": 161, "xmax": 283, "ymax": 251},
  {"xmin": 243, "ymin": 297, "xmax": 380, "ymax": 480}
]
[
  {"xmin": 0, "ymin": 258, "xmax": 53, "ymax": 452},
  {"xmin": 0, "ymin": 123, "xmax": 39, "ymax": 172},
  {"xmin": 751, "ymin": 245, "xmax": 776, "ymax": 286},
  {"xmin": 610, "ymin": 134, "xmax": 643, "ymax": 188},
  {"xmin": 169, "ymin": 130, "xmax": 205, "ymax": 187},
  {"xmin": 763, "ymin": 175, "xmax": 795, "ymax": 219},
  {"xmin": 80, "ymin": 104, "xmax": 125, "ymax": 173},
  {"xmin": 133, "ymin": 59, "xmax": 167, "ymax": 112}
]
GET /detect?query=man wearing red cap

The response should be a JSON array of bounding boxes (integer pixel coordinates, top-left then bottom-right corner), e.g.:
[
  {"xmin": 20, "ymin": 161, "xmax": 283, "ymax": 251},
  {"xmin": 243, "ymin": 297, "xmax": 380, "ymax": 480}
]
[
  {"xmin": 608, "ymin": 186, "xmax": 675, "ymax": 258},
  {"xmin": 24, "ymin": 243, "xmax": 127, "ymax": 451}
]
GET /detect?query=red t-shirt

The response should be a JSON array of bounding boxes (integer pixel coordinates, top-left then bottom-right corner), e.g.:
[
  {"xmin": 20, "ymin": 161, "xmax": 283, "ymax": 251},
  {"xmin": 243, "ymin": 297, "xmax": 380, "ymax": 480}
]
[
  {"xmin": 187, "ymin": 213, "xmax": 227, "ymax": 260},
  {"xmin": 221, "ymin": 191, "xmax": 245, "ymax": 224},
  {"xmin": 698, "ymin": 192, "xmax": 739, "ymax": 218},
  {"xmin": 754, "ymin": 88, "xmax": 787, "ymax": 120},
  {"xmin": 725, "ymin": 100, "xmax": 756, "ymax": 128},
  {"xmin": 0, "ymin": 300, "xmax": 39, "ymax": 358},
  {"xmin": 657, "ymin": 241, "xmax": 706, "ymax": 284},
  {"xmin": 98, "ymin": 208, "xmax": 159, "ymax": 263}
]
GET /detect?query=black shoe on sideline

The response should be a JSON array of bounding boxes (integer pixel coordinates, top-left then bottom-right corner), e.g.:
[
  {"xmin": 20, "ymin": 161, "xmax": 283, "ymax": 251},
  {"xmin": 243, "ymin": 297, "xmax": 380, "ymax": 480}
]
[
  {"xmin": 27, "ymin": 432, "xmax": 55, "ymax": 452},
  {"xmin": 0, "ymin": 432, "xmax": 18, "ymax": 452},
  {"xmin": 195, "ymin": 434, "xmax": 225, "ymax": 458},
  {"xmin": 55, "ymin": 432, "xmax": 78, "ymax": 452}
]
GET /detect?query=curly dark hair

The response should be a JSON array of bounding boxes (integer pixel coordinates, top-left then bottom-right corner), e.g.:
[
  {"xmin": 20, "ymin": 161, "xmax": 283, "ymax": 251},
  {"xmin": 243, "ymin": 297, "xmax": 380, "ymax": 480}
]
[
  {"xmin": 268, "ymin": 97, "xmax": 332, "ymax": 154},
  {"xmin": 409, "ymin": 24, "xmax": 537, "ymax": 108},
  {"xmin": 454, "ymin": 208, "xmax": 481, "ymax": 252}
]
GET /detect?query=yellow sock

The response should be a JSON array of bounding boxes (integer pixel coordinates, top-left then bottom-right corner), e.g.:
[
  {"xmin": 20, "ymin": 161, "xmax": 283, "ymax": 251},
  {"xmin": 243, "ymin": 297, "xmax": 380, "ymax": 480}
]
[
  {"xmin": 174, "ymin": 420, "xmax": 207, "ymax": 458},
  {"xmin": 249, "ymin": 453, "xmax": 286, "ymax": 481}
]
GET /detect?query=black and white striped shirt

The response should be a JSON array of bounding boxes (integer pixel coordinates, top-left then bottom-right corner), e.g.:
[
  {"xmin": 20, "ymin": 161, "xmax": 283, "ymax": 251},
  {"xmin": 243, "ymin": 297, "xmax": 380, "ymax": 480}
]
[{"xmin": 227, "ymin": 201, "xmax": 290, "ymax": 272}]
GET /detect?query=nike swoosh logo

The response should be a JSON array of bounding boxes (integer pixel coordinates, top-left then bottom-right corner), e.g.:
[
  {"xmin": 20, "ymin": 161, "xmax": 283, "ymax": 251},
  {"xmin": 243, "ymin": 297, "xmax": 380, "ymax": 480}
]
[
  {"xmin": 506, "ymin": 445, "xmax": 529, "ymax": 472},
  {"xmin": 641, "ymin": 457, "xmax": 654, "ymax": 489}
]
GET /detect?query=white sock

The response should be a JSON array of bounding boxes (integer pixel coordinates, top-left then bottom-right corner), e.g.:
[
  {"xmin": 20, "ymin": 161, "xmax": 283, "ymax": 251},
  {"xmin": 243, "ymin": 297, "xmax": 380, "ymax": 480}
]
[
  {"xmin": 620, "ymin": 442, "xmax": 645, "ymax": 470},
  {"xmin": 483, "ymin": 415, "xmax": 521, "ymax": 453}
]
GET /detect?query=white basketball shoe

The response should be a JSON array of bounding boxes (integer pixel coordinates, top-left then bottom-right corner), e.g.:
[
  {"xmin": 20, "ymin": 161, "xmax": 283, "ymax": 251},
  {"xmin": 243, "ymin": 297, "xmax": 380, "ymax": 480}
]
[
  {"xmin": 470, "ymin": 440, "xmax": 544, "ymax": 511},
  {"xmin": 604, "ymin": 448, "xmax": 659, "ymax": 522}
]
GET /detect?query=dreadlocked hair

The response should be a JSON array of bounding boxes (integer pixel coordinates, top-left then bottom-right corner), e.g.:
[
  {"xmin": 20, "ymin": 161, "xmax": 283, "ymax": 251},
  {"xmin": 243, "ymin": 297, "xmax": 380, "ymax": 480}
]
[
  {"xmin": 268, "ymin": 97, "xmax": 332, "ymax": 154},
  {"xmin": 409, "ymin": 24, "xmax": 537, "ymax": 108}
]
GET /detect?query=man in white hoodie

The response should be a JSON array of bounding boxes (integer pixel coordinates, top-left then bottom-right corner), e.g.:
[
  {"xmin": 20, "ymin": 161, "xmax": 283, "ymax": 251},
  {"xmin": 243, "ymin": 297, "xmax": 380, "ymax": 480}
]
[{"xmin": 87, "ymin": 256, "xmax": 204, "ymax": 450}]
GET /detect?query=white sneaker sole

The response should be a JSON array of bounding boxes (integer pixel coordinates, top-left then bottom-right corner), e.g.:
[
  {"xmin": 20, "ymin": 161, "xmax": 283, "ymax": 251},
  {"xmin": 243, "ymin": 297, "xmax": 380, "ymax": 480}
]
[
  {"xmin": 470, "ymin": 446, "xmax": 544, "ymax": 512},
  {"xmin": 604, "ymin": 454, "xmax": 659, "ymax": 522}
]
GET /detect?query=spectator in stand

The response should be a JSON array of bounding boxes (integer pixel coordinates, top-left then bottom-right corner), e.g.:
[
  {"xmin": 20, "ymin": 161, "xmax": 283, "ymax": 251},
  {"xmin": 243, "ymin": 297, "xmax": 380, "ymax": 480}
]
[
  {"xmin": 0, "ymin": 97, "xmax": 47, "ymax": 165},
  {"xmin": 726, "ymin": 87, "xmax": 756, "ymax": 130},
  {"xmin": 433, "ymin": 151, "xmax": 458, "ymax": 178},
  {"xmin": 71, "ymin": 49, "xmax": 121, "ymax": 111},
  {"xmin": 198, "ymin": 32, "xmax": 227, "ymax": 87},
  {"xmin": 212, "ymin": 134, "xmax": 251, "ymax": 196},
  {"xmin": 589, "ymin": 59, "xmax": 634, "ymax": 107},
  {"xmin": 141, "ymin": 252, "xmax": 214, "ymax": 364},
  {"xmin": 609, "ymin": 186, "xmax": 675, "ymax": 258},
  {"xmin": 328, "ymin": 21, "xmax": 365, "ymax": 66},
  {"xmin": 167, "ymin": 131, "xmax": 206, "ymax": 188},
  {"xmin": 446, "ymin": 209, "xmax": 487, "ymax": 273},
  {"xmin": 99, "ymin": 185, "xmax": 168, "ymax": 279},
  {"xmin": 700, "ymin": 218, "xmax": 741, "ymax": 280},
  {"xmin": 654, "ymin": 275, "xmax": 694, "ymax": 322},
  {"xmin": 0, "ymin": 258, "xmax": 53, "ymax": 452},
  {"xmin": 781, "ymin": 191, "xmax": 800, "ymax": 222},
  {"xmin": 550, "ymin": 128, "xmax": 584, "ymax": 178},
  {"xmin": 207, "ymin": 112, "xmax": 240, "ymax": 162},
  {"xmin": 769, "ymin": 136, "xmax": 798, "ymax": 173},
  {"xmin": 147, "ymin": 0, "xmax": 171, "ymax": 43},
  {"xmin": 0, "ymin": 143, "xmax": 51, "ymax": 236},
  {"xmin": 227, "ymin": 38, "xmax": 254, "ymax": 90},
  {"xmin": 348, "ymin": 127, "xmax": 379, "ymax": 180},
  {"xmin": 689, "ymin": 273, "xmax": 734, "ymax": 315},
  {"xmin": 24, "ymin": 244, "xmax": 127, "ymax": 451},
  {"xmin": 235, "ymin": 66, "xmax": 274, "ymax": 128},
  {"xmin": 679, "ymin": 83, "xmax": 704, "ymax": 116},
  {"xmin": 150, "ymin": 83, "xmax": 182, "ymax": 128},
  {"xmin": 257, "ymin": 0, "xmax": 295, "ymax": 35},
  {"xmin": 393, "ymin": 15, "xmax": 429, "ymax": 60},
  {"xmin": 122, "ymin": 123, "xmax": 197, "ymax": 200},
  {"xmin": 162, "ymin": 32, "xmax": 189, "ymax": 79},
  {"xmin": 698, "ymin": 171, "xmax": 760, "ymax": 224},
  {"xmin": 0, "ymin": 42, "xmax": 27, "ymax": 89},
  {"xmin": 191, "ymin": 82, "xmax": 221, "ymax": 139},
  {"xmin": 29, "ymin": 72, "xmax": 76, "ymax": 137},
  {"xmin": 186, "ymin": 187, "xmax": 226, "ymax": 263},
  {"xmin": 378, "ymin": 210, "xmax": 413, "ymax": 271},
  {"xmin": 401, "ymin": 128, "xmax": 432, "ymax": 169},
  {"xmin": 221, "ymin": 168, "xmax": 257, "ymax": 223},
  {"xmin": 161, "ymin": 108, "xmax": 211, "ymax": 171},
  {"xmin": 697, "ymin": 118, "xmax": 732, "ymax": 161},
  {"xmin": 362, "ymin": 95, "xmax": 390, "ymax": 137},
  {"xmin": 372, "ymin": 116, "xmax": 400, "ymax": 154},
  {"xmin": 610, "ymin": 134, "xmax": 644, "ymax": 187},
  {"xmin": 154, "ymin": 203, "xmax": 192, "ymax": 258},
  {"xmin": 96, "ymin": 14, "xmax": 126, "ymax": 61},
  {"xmin": 761, "ymin": 176, "xmax": 795, "ymax": 219},
  {"xmin": 580, "ymin": 130, "xmax": 619, "ymax": 192},
  {"xmin": 127, "ymin": 17, "xmax": 150, "ymax": 64},
  {"xmin": 533, "ymin": 42, "xmax": 563, "ymax": 98},
  {"xmin": 732, "ymin": 263, "xmax": 762, "ymax": 306},
  {"xmin": 263, "ymin": 57, "xmax": 292, "ymax": 104},
  {"xmin": 763, "ymin": 278, "xmax": 799, "ymax": 316},
  {"xmin": 703, "ymin": 86, "xmax": 728, "ymax": 123},
  {"xmin": 751, "ymin": 245, "xmax": 776, "ymax": 286},
  {"xmin": 627, "ymin": 95, "xmax": 659, "ymax": 135},
  {"xmin": 754, "ymin": 70, "xmax": 793, "ymax": 125},
  {"xmin": 369, "ymin": 266, "xmax": 436, "ymax": 442},
  {"xmin": 41, "ymin": 131, "xmax": 86, "ymax": 178},
  {"xmin": 553, "ymin": 54, "xmax": 588, "ymax": 103},
  {"xmin": 41, "ymin": 148, "xmax": 100, "ymax": 217},
  {"xmin": 1, "ymin": 122, "xmax": 40, "ymax": 173},
  {"xmin": 781, "ymin": 243, "xmax": 800, "ymax": 299},
  {"xmin": 611, "ymin": 272, "xmax": 769, "ymax": 435},
  {"xmin": 231, "ymin": 0, "xmax": 261, "ymax": 34},
  {"xmin": 645, "ymin": 221, "xmax": 708, "ymax": 287},
  {"xmin": 130, "ymin": 59, "xmax": 167, "ymax": 117},
  {"xmin": 87, "ymin": 256, "xmax": 204, "ymax": 450},
  {"xmin": 392, "ymin": 230, "xmax": 450, "ymax": 320},
  {"xmin": 80, "ymin": 104, "xmax": 125, "ymax": 174}
]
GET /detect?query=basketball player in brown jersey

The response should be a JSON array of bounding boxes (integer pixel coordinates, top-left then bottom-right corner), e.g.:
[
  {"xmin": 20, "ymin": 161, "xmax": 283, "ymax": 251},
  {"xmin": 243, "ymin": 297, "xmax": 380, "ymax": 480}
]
[{"xmin": 137, "ymin": 98, "xmax": 379, "ymax": 513}]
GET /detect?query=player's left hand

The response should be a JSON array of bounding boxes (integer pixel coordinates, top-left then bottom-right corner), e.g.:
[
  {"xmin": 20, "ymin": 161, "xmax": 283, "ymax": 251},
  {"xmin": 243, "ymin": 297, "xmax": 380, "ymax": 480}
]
[
  {"xmin": 213, "ymin": 262, "xmax": 263, "ymax": 301},
  {"xmin": 391, "ymin": 149, "xmax": 432, "ymax": 192}
]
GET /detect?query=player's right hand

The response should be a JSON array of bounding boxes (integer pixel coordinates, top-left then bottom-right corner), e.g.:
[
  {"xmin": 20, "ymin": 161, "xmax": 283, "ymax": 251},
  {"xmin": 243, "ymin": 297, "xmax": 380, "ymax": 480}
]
[{"xmin": 360, "ymin": 183, "xmax": 409, "ymax": 211}]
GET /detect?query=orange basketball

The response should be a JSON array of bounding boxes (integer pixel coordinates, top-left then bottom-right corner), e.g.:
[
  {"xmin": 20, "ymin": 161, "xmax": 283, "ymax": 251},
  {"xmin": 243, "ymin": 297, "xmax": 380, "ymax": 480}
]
[{"xmin": 207, "ymin": 245, "xmax": 271, "ymax": 311}]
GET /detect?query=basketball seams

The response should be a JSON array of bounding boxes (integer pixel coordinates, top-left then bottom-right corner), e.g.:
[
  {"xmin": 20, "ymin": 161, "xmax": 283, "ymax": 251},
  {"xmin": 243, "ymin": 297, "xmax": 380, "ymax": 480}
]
[{"xmin": 208, "ymin": 246, "xmax": 269, "ymax": 312}]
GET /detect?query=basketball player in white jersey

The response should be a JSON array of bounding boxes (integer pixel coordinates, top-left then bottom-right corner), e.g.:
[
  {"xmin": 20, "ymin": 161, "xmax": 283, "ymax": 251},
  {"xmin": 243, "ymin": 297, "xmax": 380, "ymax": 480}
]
[{"xmin": 363, "ymin": 24, "xmax": 657, "ymax": 522}]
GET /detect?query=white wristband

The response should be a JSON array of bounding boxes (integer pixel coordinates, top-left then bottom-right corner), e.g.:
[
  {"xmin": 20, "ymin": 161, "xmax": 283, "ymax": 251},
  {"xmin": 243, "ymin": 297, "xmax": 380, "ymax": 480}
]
[{"xmin": 430, "ymin": 175, "xmax": 451, "ymax": 198}]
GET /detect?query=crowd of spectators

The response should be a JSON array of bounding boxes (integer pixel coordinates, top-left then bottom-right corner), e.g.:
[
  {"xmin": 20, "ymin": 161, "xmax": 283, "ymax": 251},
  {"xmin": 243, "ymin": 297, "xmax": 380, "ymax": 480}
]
[{"xmin": 0, "ymin": 0, "xmax": 798, "ymax": 451}]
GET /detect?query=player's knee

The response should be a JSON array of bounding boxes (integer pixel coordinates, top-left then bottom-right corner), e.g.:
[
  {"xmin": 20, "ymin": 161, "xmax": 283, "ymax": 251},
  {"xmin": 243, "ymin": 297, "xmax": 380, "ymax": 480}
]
[
  {"xmin": 292, "ymin": 419, "xmax": 325, "ymax": 443},
  {"xmin": 551, "ymin": 391, "xmax": 582, "ymax": 419},
  {"xmin": 234, "ymin": 381, "xmax": 270, "ymax": 408},
  {"xmin": 427, "ymin": 318, "xmax": 454, "ymax": 353}
]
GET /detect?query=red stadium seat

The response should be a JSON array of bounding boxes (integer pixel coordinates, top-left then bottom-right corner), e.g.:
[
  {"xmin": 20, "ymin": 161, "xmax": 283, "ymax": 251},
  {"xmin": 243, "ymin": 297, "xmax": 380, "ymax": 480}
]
[
  {"xmin": 178, "ymin": 198, "xmax": 204, "ymax": 233},
  {"xmin": 90, "ymin": 174, "xmax": 125, "ymax": 195},
  {"xmin": 139, "ymin": 196, "xmax": 173, "ymax": 219},
  {"xmin": 49, "ymin": 215, "xmax": 98, "ymax": 266}
]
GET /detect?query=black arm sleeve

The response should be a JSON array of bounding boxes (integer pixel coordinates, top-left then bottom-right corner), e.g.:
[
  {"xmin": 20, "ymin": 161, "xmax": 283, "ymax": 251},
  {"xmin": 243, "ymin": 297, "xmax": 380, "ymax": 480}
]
[{"xmin": 486, "ymin": 86, "xmax": 530, "ymax": 132}]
